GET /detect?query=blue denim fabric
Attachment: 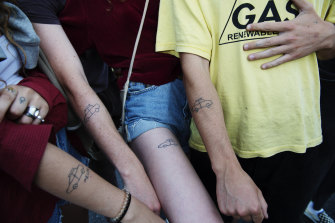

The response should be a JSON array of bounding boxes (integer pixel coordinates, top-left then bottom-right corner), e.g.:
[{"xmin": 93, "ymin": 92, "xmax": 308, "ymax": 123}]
[
  {"xmin": 125, "ymin": 79, "xmax": 191, "ymax": 152},
  {"xmin": 48, "ymin": 128, "xmax": 90, "ymax": 223}
]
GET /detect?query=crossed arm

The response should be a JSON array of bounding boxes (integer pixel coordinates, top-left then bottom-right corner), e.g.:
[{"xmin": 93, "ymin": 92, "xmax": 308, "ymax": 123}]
[
  {"xmin": 0, "ymin": 76, "xmax": 163, "ymax": 223},
  {"xmin": 35, "ymin": 143, "xmax": 164, "ymax": 223},
  {"xmin": 32, "ymin": 23, "xmax": 160, "ymax": 212},
  {"xmin": 244, "ymin": 0, "xmax": 335, "ymax": 69},
  {"xmin": 180, "ymin": 53, "xmax": 268, "ymax": 223}
]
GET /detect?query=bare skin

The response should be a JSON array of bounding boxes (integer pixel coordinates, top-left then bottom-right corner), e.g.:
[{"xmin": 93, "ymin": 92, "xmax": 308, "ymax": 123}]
[
  {"xmin": 36, "ymin": 143, "xmax": 164, "ymax": 223},
  {"xmin": 32, "ymin": 23, "xmax": 161, "ymax": 213},
  {"xmin": 180, "ymin": 53, "xmax": 268, "ymax": 223},
  {"xmin": 0, "ymin": 83, "xmax": 163, "ymax": 222},
  {"xmin": 130, "ymin": 128, "xmax": 224, "ymax": 223},
  {"xmin": 243, "ymin": 0, "xmax": 335, "ymax": 69},
  {"xmin": 0, "ymin": 85, "xmax": 48, "ymax": 124}
]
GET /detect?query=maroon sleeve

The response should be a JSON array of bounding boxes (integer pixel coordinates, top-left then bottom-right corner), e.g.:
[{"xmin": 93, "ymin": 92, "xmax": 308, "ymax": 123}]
[
  {"xmin": 0, "ymin": 70, "xmax": 68, "ymax": 191},
  {"xmin": 0, "ymin": 120, "xmax": 52, "ymax": 191}
]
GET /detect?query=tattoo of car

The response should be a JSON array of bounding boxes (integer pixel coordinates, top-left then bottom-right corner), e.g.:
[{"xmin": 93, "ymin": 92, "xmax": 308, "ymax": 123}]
[
  {"xmin": 66, "ymin": 164, "xmax": 89, "ymax": 193},
  {"xmin": 192, "ymin": 98, "xmax": 213, "ymax": 112},
  {"xmin": 158, "ymin": 138, "xmax": 178, "ymax": 149}
]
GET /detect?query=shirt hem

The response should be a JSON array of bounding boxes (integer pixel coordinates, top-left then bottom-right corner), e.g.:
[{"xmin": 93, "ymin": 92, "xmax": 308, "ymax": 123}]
[{"xmin": 189, "ymin": 135, "xmax": 323, "ymax": 158}]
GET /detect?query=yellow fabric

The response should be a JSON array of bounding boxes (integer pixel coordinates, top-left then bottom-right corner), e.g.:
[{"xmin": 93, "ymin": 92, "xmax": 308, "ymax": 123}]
[{"xmin": 156, "ymin": 0, "xmax": 335, "ymax": 158}]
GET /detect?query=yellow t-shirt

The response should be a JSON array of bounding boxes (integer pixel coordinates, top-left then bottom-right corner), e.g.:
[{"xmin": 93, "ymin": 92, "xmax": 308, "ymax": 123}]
[{"xmin": 156, "ymin": 0, "xmax": 335, "ymax": 158}]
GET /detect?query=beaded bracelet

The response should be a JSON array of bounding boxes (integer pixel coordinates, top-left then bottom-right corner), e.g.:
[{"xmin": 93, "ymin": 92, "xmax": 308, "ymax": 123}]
[{"xmin": 109, "ymin": 189, "xmax": 132, "ymax": 223}]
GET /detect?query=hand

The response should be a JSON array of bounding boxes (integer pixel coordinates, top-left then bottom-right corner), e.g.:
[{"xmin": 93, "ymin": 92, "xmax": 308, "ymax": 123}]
[
  {"xmin": 123, "ymin": 196, "xmax": 165, "ymax": 223},
  {"xmin": 243, "ymin": 0, "xmax": 335, "ymax": 69},
  {"xmin": 216, "ymin": 163, "xmax": 268, "ymax": 223},
  {"xmin": 120, "ymin": 160, "xmax": 161, "ymax": 215},
  {"xmin": 0, "ymin": 85, "xmax": 49, "ymax": 124}
]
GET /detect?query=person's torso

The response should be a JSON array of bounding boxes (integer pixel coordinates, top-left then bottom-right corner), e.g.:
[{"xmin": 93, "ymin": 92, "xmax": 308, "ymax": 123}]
[
  {"xmin": 60, "ymin": 0, "xmax": 181, "ymax": 87},
  {"xmin": 189, "ymin": 0, "xmax": 332, "ymax": 157}
]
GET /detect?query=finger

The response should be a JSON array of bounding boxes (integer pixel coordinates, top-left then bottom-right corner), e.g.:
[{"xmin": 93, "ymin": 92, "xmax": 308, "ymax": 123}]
[
  {"xmin": 6, "ymin": 94, "xmax": 29, "ymax": 120},
  {"xmin": 246, "ymin": 21, "xmax": 290, "ymax": 32},
  {"xmin": 0, "ymin": 87, "xmax": 18, "ymax": 122},
  {"xmin": 19, "ymin": 105, "xmax": 41, "ymax": 124},
  {"xmin": 19, "ymin": 109, "xmax": 36, "ymax": 124},
  {"xmin": 258, "ymin": 190, "xmax": 268, "ymax": 219},
  {"xmin": 260, "ymin": 53, "xmax": 296, "ymax": 70},
  {"xmin": 244, "ymin": 35, "xmax": 287, "ymax": 51},
  {"xmin": 251, "ymin": 212, "xmax": 264, "ymax": 223},
  {"xmin": 32, "ymin": 104, "xmax": 48, "ymax": 125},
  {"xmin": 247, "ymin": 45, "xmax": 291, "ymax": 61}
]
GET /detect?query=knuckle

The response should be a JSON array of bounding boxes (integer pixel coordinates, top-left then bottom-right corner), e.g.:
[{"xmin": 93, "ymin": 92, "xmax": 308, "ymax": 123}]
[
  {"xmin": 40, "ymin": 104, "xmax": 50, "ymax": 112},
  {"xmin": 285, "ymin": 23, "xmax": 296, "ymax": 31},
  {"xmin": 150, "ymin": 202, "xmax": 161, "ymax": 212},
  {"xmin": 226, "ymin": 207, "xmax": 237, "ymax": 216},
  {"xmin": 250, "ymin": 205, "xmax": 260, "ymax": 214},
  {"xmin": 286, "ymin": 36, "xmax": 298, "ymax": 44},
  {"xmin": 154, "ymin": 203, "xmax": 161, "ymax": 212},
  {"xmin": 24, "ymin": 87, "xmax": 33, "ymax": 94},
  {"xmin": 237, "ymin": 208, "xmax": 248, "ymax": 217}
]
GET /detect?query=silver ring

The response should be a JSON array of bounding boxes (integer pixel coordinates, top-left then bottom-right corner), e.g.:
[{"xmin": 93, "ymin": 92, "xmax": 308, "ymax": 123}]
[
  {"xmin": 24, "ymin": 106, "xmax": 40, "ymax": 119},
  {"xmin": 24, "ymin": 112, "xmax": 36, "ymax": 119},
  {"xmin": 36, "ymin": 115, "xmax": 45, "ymax": 123}
]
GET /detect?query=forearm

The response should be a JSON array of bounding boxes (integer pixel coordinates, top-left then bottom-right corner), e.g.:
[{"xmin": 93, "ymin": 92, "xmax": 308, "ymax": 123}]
[
  {"xmin": 317, "ymin": 23, "xmax": 335, "ymax": 60},
  {"xmin": 180, "ymin": 53, "xmax": 240, "ymax": 173},
  {"xmin": 33, "ymin": 23, "xmax": 141, "ymax": 174},
  {"xmin": 35, "ymin": 143, "xmax": 124, "ymax": 218},
  {"xmin": 180, "ymin": 53, "xmax": 268, "ymax": 221},
  {"xmin": 36, "ymin": 143, "xmax": 162, "ymax": 223}
]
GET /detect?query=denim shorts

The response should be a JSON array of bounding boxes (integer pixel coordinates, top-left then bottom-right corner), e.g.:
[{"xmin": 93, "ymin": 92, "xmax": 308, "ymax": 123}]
[{"xmin": 125, "ymin": 79, "xmax": 191, "ymax": 151}]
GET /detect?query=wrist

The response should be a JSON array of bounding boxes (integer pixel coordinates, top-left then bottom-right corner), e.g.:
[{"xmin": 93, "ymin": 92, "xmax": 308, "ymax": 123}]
[
  {"xmin": 108, "ymin": 189, "xmax": 132, "ymax": 223},
  {"xmin": 208, "ymin": 143, "xmax": 241, "ymax": 175}
]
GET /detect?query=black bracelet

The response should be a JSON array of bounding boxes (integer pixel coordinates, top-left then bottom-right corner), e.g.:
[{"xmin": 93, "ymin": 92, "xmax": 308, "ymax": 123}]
[{"xmin": 109, "ymin": 189, "xmax": 132, "ymax": 223}]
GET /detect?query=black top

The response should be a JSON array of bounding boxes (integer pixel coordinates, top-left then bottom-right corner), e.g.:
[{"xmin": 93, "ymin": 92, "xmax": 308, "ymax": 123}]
[
  {"xmin": 17, "ymin": 0, "xmax": 65, "ymax": 24},
  {"xmin": 18, "ymin": 0, "xmax": 110, "ymax": 93},
  {"xmin": 319, "ymin": 58, "xmax": 335, "ymax": 81}
]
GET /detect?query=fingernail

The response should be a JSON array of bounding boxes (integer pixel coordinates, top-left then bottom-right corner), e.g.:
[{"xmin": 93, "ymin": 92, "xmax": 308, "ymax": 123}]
[
  {"xmin": 247, "ymin": 24, "xmax": 251, "ymax": 30},
  {"xmin": 248, "ymin": 55, "xmax": 255, "ymax": 60},
  {"xmin": 244, "ymin": 44, "xmax": 249, "ymax": 50},
  {"xmin": 261, "ymin": 64, "xmax": 267, "ymax": 69}
]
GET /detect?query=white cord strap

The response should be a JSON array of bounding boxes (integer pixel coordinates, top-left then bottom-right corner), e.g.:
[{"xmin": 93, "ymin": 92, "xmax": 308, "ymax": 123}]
[{"xmin": 119, "ymin": 0, "xmax": 150, "ymax": 137}]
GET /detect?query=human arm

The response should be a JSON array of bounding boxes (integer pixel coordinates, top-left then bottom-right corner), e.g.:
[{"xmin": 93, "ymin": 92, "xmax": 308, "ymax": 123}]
[
  {"xmin": 32, "ymin": 23, "xmax": 160, "ymax": 212},
  {"xmin": 36, "ymin": 143, "xmax": 164, "ymax": 223},
  {"xmin": 180, "ymin": 53, "xmax": 268, "ymax": 223},
  {"xmin": 243, "ymin": 0, "xmax": 335, "ymax": 69}
]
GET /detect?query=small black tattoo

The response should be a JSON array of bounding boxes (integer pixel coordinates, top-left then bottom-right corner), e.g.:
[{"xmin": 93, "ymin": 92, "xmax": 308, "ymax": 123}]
[
  {"xmin": 66, "ymin": 164, "xmax": 89, "ymax": 193},
  {"xmin": 191, "ymin": 98, "xmax": 213, "ymax": 113},
  {"xmin": 84, "ymin": 103, "xmax": 100, "ymax": 122},
  {"xmin": 84, "ymin": 168, "xmax": 90, "ymax": 183},
  {"xmin": 158, "ymin": 138, "xmax": 178, "ymax": 149},
  {"xmin": 19, "ymin": 97, "xmax": 26, "ymax": 104}
]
